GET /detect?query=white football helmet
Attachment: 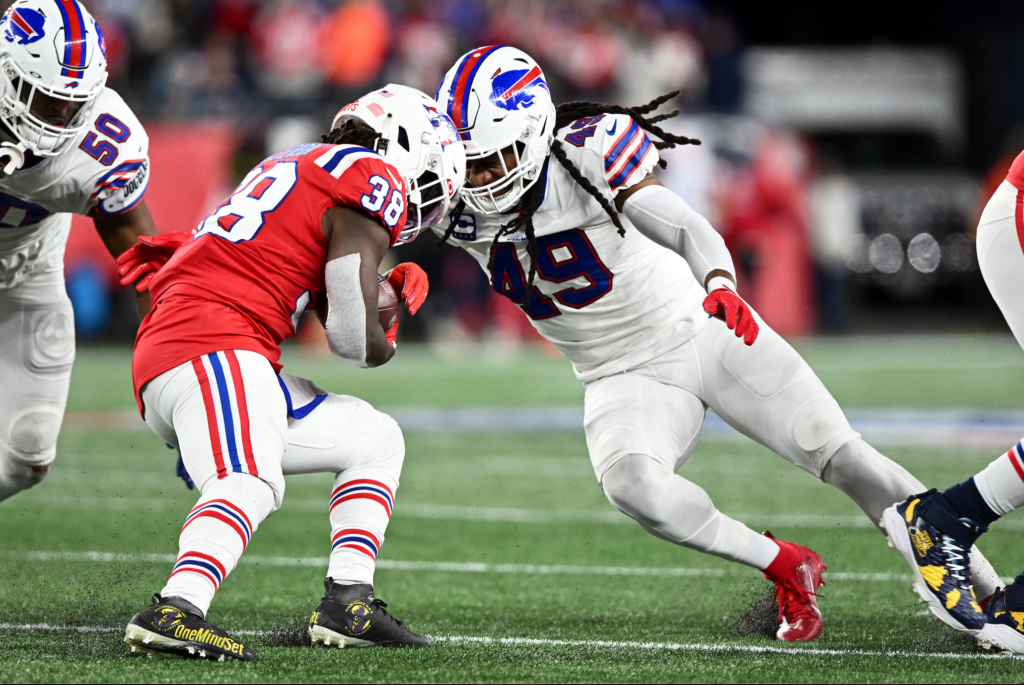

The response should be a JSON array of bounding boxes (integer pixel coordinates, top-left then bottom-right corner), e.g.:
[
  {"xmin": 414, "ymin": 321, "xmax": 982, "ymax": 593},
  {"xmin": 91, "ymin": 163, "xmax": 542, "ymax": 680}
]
[
  {"xmin": 436, "ymin": 46, "xmax": 555, "ymax": 215},
  {"xmin": 332, "ymin": 84, "xmax": 465, "ymax": 244},
  {"xmin": 0, "ymin": 0, "xmax": 108, "ymax": 162}
]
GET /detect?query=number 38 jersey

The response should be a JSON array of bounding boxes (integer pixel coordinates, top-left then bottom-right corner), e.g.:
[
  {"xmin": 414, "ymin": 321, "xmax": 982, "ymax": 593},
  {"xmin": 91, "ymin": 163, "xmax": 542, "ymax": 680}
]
[
  {"xmin": 433, "ymin": 113, "xmax": 707, "ymax": 383},
  {"xmin": 132, "ymin": 143, "xmax": 407, "ymax": 407},
  {"xmin": 0, "ymin": 87, "xmax": 149, "ymax": 289}
]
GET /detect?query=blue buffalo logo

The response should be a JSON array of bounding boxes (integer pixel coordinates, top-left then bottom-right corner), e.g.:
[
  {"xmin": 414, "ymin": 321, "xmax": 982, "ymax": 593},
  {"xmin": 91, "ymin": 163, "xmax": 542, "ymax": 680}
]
[
  {"xmin": 490, "ymin": 66, "xmax": 548, "ymax": 112},
  {"xmin": 1, "ymin": 7, "xmax": 46, "ymax": 45}
]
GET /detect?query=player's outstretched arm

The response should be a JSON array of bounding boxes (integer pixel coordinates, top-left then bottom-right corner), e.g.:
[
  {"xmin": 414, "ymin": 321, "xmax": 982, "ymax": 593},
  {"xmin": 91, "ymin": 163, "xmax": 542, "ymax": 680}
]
[
  {"xmin": 91, "ymin": 201, "xmax": 159, "ymax": 319},
  {"xmin": 616, "ymin": 178, "xmax": 737, "ymax": 293},
  {"xmin": 322, "ymin": 205, "xmax": 395, "ymax": 368}
]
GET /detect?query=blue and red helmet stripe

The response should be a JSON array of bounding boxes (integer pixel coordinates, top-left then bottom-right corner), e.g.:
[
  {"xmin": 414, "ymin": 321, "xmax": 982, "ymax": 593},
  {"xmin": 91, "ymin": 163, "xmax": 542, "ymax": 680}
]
[
  {"xmin": 54, "ymin": 0, "xmax": 87, "ymax": 78},
  {"xmin": 446, "ymin": 45, "xmax": 502, "ymax": 130}
]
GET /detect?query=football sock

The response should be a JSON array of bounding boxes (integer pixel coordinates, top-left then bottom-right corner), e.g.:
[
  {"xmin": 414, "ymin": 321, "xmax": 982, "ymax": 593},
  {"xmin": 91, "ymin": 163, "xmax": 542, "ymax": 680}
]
[
  {"xmin": 821, "ymin": 439, "xmax": 925, "ymax": 530},
  {"xmin": 601, "ymin": 454, "xmax": 780, "ymax": 570},
  {"xmin": 161, "ymin": 473, "xmax": 275, "ymax": 616},
  {"xmin": 326, "ymin": 469, "xmax": 398, "ymax": 586},
  {"xmin": 938, "ymin": 479, "xmax": 1001, "ymax": 527},
  {"xmin": 971, "ymin": 440, "xmax": 1024, "ymax": 518}
]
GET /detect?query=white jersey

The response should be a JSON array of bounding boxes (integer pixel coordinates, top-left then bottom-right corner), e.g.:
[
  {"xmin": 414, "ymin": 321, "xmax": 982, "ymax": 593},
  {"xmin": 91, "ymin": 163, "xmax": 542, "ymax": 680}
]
[
  {"xmin": 433, "ymin": 113, "xmax": 706, "ymax": 382},
  {"xmin": 0, "ymin": 88, "xmax": 149, "ymax": 289}
]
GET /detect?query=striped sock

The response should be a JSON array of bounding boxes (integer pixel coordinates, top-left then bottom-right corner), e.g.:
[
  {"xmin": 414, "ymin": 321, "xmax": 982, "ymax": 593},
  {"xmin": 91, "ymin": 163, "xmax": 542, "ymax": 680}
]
[
  {"xmin": 161, "ymin": 473, "xmax": 274, "ymax": 616},
  {"xmin": 327, "ymin": 471, "xmax": 397, "ymax": 585},
  {"xmin": 973, "ymin": 439, "xmax": 1024, "ymax": 518}
]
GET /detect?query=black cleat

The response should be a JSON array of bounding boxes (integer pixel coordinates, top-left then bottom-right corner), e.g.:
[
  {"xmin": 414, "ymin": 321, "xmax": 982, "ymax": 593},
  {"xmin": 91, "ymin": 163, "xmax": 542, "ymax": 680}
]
[
  {"xmin": 308, "ymin": 578, "xmax": 429, "ymax": 648},
  {"xmin": 124, "ymin": 594, "xmax": 256, "ymax": 661}
]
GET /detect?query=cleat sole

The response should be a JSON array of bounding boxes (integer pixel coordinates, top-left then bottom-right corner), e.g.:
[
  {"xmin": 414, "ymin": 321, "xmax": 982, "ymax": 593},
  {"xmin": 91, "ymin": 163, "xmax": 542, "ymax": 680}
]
[
  {"xmin": 976, "ymin": 623, "xmax": 1024, "ymax": 655},
  {"xmin": 881, "ymin": 507, "xmax": 981, "ymax": 636},
  {"xmin": 309, "ymin": 624, "xmax": 376, "ymax": 648}
]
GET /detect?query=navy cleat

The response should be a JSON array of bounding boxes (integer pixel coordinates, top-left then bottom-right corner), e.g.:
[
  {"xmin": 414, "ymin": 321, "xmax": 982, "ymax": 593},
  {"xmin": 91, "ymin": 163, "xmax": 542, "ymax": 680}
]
[
  {"xmin": 882, "ymin": 490, "xmax": 986, "ymax": 633},
  {"xmin": 977, "ymin": 586, "xmax": 1024, "ymax": 654},
  {"xmin": 309, "ymin": 578, "xmax": 428, "ymax": 648},
  {"xmin": 125, "ymin": 594, "xmax": 255, "ymax": 661}
]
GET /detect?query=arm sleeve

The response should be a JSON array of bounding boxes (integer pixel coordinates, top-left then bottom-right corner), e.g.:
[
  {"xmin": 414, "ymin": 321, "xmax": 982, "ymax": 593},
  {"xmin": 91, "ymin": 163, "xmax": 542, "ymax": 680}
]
[
  {"xmin": 323, "ymin": 254, "xmax": 368, "ymax": 368},
  {"xmin": 622, "ymin": 184, "xmax": 736, "ymax": 291}
]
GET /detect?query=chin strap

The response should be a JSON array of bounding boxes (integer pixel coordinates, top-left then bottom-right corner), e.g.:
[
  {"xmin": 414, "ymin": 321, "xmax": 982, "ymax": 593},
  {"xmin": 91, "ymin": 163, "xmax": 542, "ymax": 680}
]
[{"xmin": 0, "ymin": 140, "xmax": 29, "ymax": 176}]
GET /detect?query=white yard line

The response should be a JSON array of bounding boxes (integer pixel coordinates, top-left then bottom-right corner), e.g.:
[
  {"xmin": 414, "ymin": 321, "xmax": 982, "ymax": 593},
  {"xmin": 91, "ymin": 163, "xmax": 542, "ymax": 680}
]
[
  {"xmin": 0, "ymin": 549, "xmax": 914, "ymax": 581},
  {"xmin": 0, "ymin": 623, "xmax": 1017, "ymax": 660}
]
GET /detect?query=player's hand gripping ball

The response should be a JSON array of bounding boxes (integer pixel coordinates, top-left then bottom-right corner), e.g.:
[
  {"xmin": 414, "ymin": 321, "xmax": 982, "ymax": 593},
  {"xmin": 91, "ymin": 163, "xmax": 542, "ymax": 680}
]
[
  {"xmin": 378, "ymin": 263, "xmax": 429, "ymax": 348},
  {"xmin": 378, "ymin": 275, "xmax": 399, "ymax": 330},
  {"xmin": 703, "ymin": 285, "xmax": 759, "ymax": 346}
]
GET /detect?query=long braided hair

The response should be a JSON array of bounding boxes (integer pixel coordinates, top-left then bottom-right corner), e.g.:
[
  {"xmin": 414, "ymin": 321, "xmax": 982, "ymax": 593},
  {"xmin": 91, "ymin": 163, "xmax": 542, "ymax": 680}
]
[{"xmin": 438, "ymin": 90, "xmax": 699, "ymax": 311}]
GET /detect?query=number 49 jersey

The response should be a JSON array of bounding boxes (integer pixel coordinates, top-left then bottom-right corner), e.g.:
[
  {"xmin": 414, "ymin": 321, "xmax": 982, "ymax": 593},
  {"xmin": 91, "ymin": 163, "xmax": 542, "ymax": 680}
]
[
  {"xmin": 132, "ymin": 143, "xmax": 407, "ymax": 404},
  {"xmin": 433, "ymin": 113, "xmax": 707, "ymax": 382}
]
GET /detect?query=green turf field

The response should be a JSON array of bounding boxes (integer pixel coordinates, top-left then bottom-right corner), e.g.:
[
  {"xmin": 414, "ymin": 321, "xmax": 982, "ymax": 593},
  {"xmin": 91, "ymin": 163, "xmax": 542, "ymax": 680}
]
[{"xmin": 4, "ymin": 336, "xmax": 1024, "ymax": 683}]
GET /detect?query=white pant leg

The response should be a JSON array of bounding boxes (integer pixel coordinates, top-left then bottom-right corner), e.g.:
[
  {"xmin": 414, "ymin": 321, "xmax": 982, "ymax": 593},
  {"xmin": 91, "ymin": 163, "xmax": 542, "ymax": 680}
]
[
  {"xmin": 0, "ymin": 265, "xmax": 75, "ymax": 502},
  {"xmin": 977, "ymin": 181, "xmax": 1024, "ymax": 349},
  {"xmin": 584, "ymin": 362, "xmax": 781, "ymax": 570},
  {"xmin": 685, "ymin": 317, "xmax": 858, "ymax": 478},
  {"xmin": 277, "ymin": 373, "xmax": 405, "ymax": 585},
  {"xmin": 141, "ymin": 350, "xmax": 285, "ymax": 615}
]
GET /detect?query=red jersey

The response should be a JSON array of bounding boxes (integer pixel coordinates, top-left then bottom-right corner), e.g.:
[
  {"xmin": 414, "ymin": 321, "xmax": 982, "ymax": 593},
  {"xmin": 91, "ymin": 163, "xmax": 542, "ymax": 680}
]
[
  {"xmin": 132, "ymin": 143, "xmax": 407, "ymax": 411},
  {"xmin": 1007, "ymin": 149, "xmax": 1024, "ymax": 191}
]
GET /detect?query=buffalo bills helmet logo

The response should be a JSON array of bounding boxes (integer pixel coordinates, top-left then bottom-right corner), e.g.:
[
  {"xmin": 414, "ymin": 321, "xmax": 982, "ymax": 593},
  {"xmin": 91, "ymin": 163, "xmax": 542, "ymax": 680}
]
[
  {"xmin": 490, "ymin": 66, "xmax": 548, "ymax": 112},
  {"xmin": 2, "ymin": 7, "xmax": 46, "ymax": 45}
]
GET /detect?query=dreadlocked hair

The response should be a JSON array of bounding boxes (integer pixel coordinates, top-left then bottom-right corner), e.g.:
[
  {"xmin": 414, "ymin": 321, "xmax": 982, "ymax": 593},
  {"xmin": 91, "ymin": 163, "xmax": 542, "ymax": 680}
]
[
  {"xmin": 321, "ymin": 119, "xmax": 380, "ymax": 149},
  {"xmin": 436, "ymin": 197, "xmax": 466, "ymax": 246}
]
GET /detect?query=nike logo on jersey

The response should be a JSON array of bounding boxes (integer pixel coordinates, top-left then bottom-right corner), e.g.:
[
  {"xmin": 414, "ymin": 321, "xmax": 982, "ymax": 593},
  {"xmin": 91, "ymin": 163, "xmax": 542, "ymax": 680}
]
[{"xmin": 606, "ymin": 121, "xmax": 617, "ymax": 136}]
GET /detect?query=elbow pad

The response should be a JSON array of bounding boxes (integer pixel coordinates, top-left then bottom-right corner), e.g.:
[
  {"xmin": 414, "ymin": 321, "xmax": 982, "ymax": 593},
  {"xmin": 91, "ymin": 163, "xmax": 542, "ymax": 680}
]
[
  {"xmin": 622, "ymin": 185, "xmax": 735, "ymax": 289},
  {"xmin": 324, "ymin": 254, "xmax": 368, "ymax": 368}
]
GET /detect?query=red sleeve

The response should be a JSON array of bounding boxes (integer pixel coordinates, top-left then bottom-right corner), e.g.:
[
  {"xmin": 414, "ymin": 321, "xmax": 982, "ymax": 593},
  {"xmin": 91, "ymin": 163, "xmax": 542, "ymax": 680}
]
[
  {"xmin": 1007, "ymin": 149, "xmax": 1024, "ymax": 192},
  {"xmin": 331, "ymin": 155, "xmax": 408, "ymax": 247}
]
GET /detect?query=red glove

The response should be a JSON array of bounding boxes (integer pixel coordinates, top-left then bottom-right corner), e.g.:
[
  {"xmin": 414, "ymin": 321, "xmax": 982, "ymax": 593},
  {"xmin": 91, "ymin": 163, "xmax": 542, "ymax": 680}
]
[
  {"xmin": 385, "ymin": 315, "xmax": 399, "ymax": 349},
  {"xmin": 116, "ymin": 232, "xmax": 192, "ymax": 292},
  {"xmin": 385, "ymin": 262, "xmax": 429, "ymax": 315},
  {"xmin": 703, "ymin": 286, "xmax": 759, "ymax": 346}
]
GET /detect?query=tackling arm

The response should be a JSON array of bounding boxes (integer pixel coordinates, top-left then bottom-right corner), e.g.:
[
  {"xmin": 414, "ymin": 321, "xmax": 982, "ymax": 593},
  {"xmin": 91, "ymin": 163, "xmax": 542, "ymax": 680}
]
[
  {"xmin": 616, "ymin": 178, "xmax": 736, "ymax": 292},
  {"xmin": 321, "ymin": 205, "xmax": 395, "ymax": 368},
  {"xmin": 90, "ymin": 200, "xmax": 158, "ymax": 318}
]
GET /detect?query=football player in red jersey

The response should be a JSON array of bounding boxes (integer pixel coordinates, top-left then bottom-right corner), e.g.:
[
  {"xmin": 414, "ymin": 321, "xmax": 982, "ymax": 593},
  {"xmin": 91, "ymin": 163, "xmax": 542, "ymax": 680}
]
[{"xmin": 118, "ymin": 85, "xmax": 465, "ymax": 660}]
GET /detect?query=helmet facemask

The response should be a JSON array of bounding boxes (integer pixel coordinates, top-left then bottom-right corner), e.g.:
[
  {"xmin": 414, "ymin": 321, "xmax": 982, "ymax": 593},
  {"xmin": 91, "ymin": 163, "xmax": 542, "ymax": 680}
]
[
  {"xmin": 400, "ymin": 161, "xmax": 447, "ymax": 244},
  {"xmin": 461, "ymin": 113, "xmax": 547, "ymax": 215},
  {"xmin": 0, "ymin": 53, "xmax": 99, "ymax": 156}
]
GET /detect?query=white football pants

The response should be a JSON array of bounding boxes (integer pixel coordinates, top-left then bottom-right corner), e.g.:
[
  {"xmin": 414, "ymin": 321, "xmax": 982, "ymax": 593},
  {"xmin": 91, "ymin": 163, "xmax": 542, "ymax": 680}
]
[
  {"xmin": 957, "ymin": 182, "xmax": 1024, "ymax": 521},
  {"xmin": 0, "ymin": 263, "xmax": 75, "ymax": 502},
  {"xmin": 141, "ymin": 350, "xmax": 404, "ymax": 616},
  {"xmin": 588, "ymin": 313, "xmax": 994, "ymax": 575}
]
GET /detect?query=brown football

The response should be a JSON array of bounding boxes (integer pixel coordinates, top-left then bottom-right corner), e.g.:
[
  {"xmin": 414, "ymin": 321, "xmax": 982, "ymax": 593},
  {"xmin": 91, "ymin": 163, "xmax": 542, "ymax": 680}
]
[{"xmin": 378, "ymin": 276, "xmax": 399, "ymax": 330}]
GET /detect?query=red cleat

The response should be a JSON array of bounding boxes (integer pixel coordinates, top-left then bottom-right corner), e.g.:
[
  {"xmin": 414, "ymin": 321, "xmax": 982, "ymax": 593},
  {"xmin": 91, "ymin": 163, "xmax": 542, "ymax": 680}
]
[{"xmin": 762, "ymin": 531, "xmax": 826, "ymax": 642}]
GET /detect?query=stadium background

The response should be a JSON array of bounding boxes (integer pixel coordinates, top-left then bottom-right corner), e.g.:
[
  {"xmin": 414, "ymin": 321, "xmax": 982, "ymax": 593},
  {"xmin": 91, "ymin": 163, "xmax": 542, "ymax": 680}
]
[
  {"xmin": 29, "ymin": 0, "xmax": 1024, "ymax": 344},
  {"xmin": 6, "ymin": 1, "xmax": 1024, "ymax": 682}
]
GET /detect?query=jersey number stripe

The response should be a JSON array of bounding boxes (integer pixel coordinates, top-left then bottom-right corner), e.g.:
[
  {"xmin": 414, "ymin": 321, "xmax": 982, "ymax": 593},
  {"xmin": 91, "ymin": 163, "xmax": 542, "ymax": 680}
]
[
  {"xmin": 195, "ymin": 162, "xmax": 299, "ymax": 243},
  {"xmin": 490, "ymin": 229, "xmax": 613, "ymax": 320}
]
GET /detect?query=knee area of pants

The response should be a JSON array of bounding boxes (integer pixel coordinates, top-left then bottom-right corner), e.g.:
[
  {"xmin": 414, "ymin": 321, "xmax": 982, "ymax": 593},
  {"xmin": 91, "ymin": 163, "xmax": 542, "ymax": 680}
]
[
  {"xmin": 2, "ymin": 454, "xmax": 52, "ymax": 487},
  {"xmin": 9, "ymin": 411, "xmax": 61, "ymax": 458},
  {"xmin": 601, "ymin": 455, "xmax": 671, "ymax": 505},
  {"xmin": 791, "ymin": 398, "xmax": 851, "ymax": 453},
  {"xmin": 369, "ymin": 416, "xmax": 405, "ymax": 470}
]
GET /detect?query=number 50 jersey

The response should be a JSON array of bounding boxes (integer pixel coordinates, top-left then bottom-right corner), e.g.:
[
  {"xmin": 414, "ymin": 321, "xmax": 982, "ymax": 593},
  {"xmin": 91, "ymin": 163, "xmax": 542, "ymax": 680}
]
[
  {"xmin": 132, "ymin": 143, "xmax": 408, "ymax": 409},
  {"xmin": 432, "ymin": 113, "xmax": 707, "ymax": 383}
]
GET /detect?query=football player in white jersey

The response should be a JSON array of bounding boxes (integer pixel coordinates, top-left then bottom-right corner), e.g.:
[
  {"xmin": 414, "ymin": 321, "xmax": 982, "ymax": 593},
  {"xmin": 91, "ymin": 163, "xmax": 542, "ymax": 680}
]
[
  {"xmin": 432, "ymin": 46, "xmax": 1004, "ymax": 641},
  {"xmin": 0, "ymin": 0, "xmax": 155, "ymax": 502}
]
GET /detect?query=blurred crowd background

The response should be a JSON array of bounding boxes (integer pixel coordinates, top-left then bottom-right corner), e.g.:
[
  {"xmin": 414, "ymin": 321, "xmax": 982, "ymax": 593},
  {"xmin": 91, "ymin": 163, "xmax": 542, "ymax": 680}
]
[{"xmin": 28, "ymin": 0, "xmax": 1024, "ymax": 344}]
